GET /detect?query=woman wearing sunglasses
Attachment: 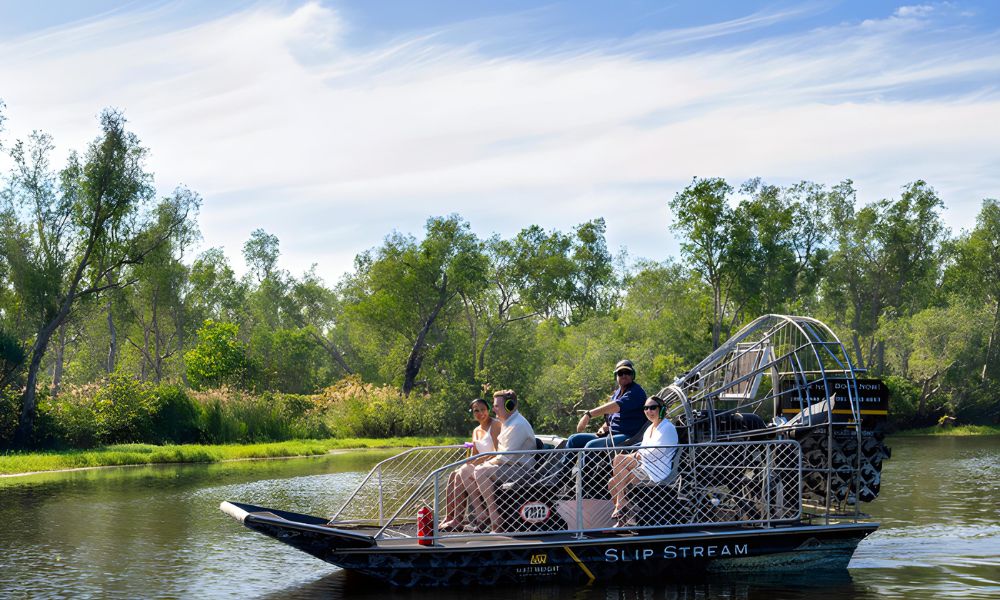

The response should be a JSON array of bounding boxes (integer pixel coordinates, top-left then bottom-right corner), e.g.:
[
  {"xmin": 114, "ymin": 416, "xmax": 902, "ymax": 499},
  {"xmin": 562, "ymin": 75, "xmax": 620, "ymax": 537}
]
[
  {"xmin": 440, "ymin": 398, "xmax": 502, "ymax": 532},
  {"xmin": 607, "ymin": 394, "xmax": 678, "ymax": 527}
]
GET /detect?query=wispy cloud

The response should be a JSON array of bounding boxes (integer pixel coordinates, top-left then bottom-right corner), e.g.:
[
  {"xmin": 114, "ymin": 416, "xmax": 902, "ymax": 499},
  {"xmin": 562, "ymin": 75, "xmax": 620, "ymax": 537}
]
[{"xmin": 1, "ymin": 2, "xmax": 997, "ymax": 282}]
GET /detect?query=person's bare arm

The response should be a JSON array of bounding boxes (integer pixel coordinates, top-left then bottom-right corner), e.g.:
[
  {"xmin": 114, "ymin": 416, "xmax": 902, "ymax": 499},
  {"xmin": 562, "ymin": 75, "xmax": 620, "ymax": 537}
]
[
  {"xmin": 489, "ymin": 420, "xmax": 501, "ymax": 450},
  {"xmin": 575, "ymin": 398, "xmax": 622, "ymax": 433}
]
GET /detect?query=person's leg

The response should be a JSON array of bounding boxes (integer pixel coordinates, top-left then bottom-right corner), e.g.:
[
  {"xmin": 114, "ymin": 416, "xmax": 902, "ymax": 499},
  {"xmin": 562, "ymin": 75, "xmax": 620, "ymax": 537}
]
[
  {"xmin": 582, "ymin": 436, "xmax": 627, "ymax": 498},
  {"xmin": 442, "ymin": 470, "xmax": 461, "ymax": 526},
  {"xmin": 473, "ymin": 463, "xmax": 501, "ymax": 532},
  {"xmin": 582, "ymin": 434, "xmax": 629, "ymax": 449},
  {"xmin": 566, "ymin": 433, "xmax": 598, "ymax": 449},
  {"xmin": 442, "ymin": 463, "xmax": 474, "ymax": 528},
  {"xmin": 460, "ymin": 462, "xmax": 488, "ymax": 525},
  {"xmin": 609, "ymin": 454, "xmax": 639, "ymax": 510}
]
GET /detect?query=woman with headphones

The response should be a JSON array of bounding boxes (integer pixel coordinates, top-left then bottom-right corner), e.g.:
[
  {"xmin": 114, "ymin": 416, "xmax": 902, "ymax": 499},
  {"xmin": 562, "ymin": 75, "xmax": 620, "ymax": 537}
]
[
  {"xmin": 440, "ymin": 398, "xmax": 503, "ymax": 532},
  {"xmin": 606, "ymin": 394, "xmax": 679, "ymax": 528}
]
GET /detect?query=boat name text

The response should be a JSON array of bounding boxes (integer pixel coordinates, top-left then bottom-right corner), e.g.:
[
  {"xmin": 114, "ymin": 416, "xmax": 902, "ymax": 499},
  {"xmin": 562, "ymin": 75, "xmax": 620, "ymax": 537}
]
[{"xmin": 604, "ymin": 544, "xmax": 749, "ymax": 562}]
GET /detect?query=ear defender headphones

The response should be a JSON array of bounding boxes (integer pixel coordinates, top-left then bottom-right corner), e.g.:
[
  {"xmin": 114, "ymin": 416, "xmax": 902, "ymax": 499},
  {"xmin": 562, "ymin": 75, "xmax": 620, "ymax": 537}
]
[
  {"xmin": 496, "ymin": 390, "xmax": 516, "ymax": 412},
  {"xmin": 651, "ymin": 396, "xmax": 667, "ymax": 419}
]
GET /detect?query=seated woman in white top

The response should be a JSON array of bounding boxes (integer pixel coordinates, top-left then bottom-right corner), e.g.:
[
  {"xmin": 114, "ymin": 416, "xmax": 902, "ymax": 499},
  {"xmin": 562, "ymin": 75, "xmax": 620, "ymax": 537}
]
[
  {"xmin": 607, "ymin": 395, "xmax": 678, "ymax": 527},
  {"xmin": 440, "ymin": 398, "xmax": 502, "ymax": 532}
]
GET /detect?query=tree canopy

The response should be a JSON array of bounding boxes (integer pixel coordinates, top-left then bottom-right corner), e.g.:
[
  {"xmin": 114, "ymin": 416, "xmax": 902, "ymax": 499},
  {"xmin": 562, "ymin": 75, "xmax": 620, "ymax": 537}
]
[{"xmin": 0, "ymin": 106, "xmax": 997, "ymax": 448}]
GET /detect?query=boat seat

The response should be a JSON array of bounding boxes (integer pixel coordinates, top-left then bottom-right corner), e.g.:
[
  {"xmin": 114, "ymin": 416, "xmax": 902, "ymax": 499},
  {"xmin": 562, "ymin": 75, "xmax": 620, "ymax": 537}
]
[
  {"xmin": 493, "ymin": 438, "xmax": 573, "ymax": 533},
  {"xmin": 625, "ymin": 446, "xmax": 692, "ymax": 527}
]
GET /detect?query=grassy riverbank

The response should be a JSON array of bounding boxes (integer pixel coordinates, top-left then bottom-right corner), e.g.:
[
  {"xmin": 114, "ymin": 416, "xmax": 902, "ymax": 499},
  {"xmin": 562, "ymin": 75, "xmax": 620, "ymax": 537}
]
[
  {"xmin": 4, "ymin": 424, "xmax": 996, "ymax": 476},
  {"xmin": 894, "ymin": 424, "xmax": 1000, "ymax": 436},
  {"xmin": 0, "ymin": 436, "xmax": 463, "ymax": 476}
]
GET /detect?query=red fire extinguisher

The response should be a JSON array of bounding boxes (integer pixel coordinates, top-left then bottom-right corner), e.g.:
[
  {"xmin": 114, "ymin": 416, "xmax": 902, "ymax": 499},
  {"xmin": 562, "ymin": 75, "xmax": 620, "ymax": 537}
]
[{"xmin": 417, "ymin": 506, "xmax": 433, "ymax": 546}]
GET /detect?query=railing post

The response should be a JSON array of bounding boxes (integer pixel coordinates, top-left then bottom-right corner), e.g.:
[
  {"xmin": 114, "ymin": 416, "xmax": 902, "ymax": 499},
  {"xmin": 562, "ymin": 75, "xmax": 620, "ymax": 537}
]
[
  {"xmin": 433, "ymin": 472, "xmax": 440, "ymax": 545},
  {"xmin": 763, "ymin": 444, "xmax": 773, "ymax": 526},
  {"xmin": 575, "ymin": 450, "xmax": 584, "ymax": 539},
  {"xmin": 377, "ymin": 466, "xmax": 384, "ymax": 526}
]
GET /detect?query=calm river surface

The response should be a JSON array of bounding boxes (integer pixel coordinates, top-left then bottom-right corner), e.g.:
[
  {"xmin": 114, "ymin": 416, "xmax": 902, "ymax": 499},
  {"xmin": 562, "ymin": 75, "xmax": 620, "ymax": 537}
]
[{"xmin": 1, "ymin": 436, "xmax": 997, "ymax": 599}]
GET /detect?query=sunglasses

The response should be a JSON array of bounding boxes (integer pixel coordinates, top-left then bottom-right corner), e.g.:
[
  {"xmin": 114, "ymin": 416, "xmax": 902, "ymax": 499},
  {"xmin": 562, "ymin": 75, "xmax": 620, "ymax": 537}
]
[
  {"xmin": 615, "ymin": 371, "xmax": 633, "ymax": 377},
  {"xmin": 643, "ymin": 405, "xmax": 660, "ymax": 411}
]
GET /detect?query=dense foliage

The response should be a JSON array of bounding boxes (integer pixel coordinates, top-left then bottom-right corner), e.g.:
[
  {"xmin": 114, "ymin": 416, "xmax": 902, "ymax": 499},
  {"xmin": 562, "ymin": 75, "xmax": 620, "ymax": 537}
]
[{"xmin": 1, "ymin": 108, "xmax": 997, "ymax": 449}]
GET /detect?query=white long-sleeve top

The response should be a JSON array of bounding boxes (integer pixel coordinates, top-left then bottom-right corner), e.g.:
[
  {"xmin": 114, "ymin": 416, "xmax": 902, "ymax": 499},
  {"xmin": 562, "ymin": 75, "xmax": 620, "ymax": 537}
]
[{"xmin": 639, "ymin": 418, "xmax": 678, "ymax": 482}]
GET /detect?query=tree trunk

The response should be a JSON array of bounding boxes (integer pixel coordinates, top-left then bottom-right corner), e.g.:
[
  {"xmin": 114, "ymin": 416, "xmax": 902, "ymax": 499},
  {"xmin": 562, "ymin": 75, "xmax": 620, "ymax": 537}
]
[
  {"xmin": 14, "ymin": 313, "xmax": 65, "ymax": 447},
  {"xmin": 152, "ymin": 290, "xmax": 162, "ymax": 383},
  {"xmin": 310, "ymin": 331, "xmax": 353, "ymax": 375},
  {"xmin": 402, "ymin": 288, "xmax": 449, "ymax": 397},
  {"xmin": 851, "ymin": 332, "xmax": 865, "ymax": 370},
  {"xmin": 50, "ymin": 321, "xmax": 68, "ymax": 398},
  {"xmin": 983, "ymin": 299, "xmax": 1000, "ymax": 382},
  {"xmin": 712, "ymin": 283, "xmax": 722, "ymax": 349},
  {"xmin": 140, "ymin": 326, "xmax": 150, "ymax": 381},
  {"xmin": 175, "ymin": 304, "xmax": 189, "ymax": 387},
  {"xmin": 106, "ymin": 297, "xmax": 117, "ymax": 374}
]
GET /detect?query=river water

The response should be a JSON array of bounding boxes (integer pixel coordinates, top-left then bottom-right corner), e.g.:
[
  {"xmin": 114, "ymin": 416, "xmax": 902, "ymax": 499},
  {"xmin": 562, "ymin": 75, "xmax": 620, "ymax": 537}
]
[{"xmin": 1, "ymin": 436, "xmax": 997, "ymax": 599}]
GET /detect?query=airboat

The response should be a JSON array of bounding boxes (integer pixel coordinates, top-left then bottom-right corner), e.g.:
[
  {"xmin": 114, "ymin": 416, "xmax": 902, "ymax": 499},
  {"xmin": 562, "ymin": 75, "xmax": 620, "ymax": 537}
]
[{"xmin": 221, "ymin": 315, "xmax": 890, "ymax": 587}]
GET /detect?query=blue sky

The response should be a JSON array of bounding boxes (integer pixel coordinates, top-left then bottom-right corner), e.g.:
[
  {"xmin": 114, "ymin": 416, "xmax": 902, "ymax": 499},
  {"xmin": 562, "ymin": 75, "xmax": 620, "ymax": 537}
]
[{"xmin": 1, "ymin": 1, "xmax": 999, "ymax": 283}]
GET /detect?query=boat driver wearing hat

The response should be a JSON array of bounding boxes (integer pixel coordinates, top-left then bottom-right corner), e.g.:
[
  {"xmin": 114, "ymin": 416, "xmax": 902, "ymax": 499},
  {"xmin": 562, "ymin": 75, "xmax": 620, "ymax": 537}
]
[{"xmin": 567, "ymin": 359, "xmax": 648, "ymax": 449}]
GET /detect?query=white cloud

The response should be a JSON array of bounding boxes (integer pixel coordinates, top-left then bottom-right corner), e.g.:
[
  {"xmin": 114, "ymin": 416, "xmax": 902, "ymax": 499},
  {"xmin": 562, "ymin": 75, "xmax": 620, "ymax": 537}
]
[
  {"xmin": 1, "ymin": 2, "xmax": 998, "ymax": 283},
  {"xmin": 895, "ymin": 5, "xmax": 936, "ymax": 19}
]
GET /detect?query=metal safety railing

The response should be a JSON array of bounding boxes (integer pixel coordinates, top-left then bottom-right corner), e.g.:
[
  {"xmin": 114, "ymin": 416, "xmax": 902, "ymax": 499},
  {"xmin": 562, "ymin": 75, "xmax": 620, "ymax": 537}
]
[
  {"xmin": 329, "ymin": 445, "xmax": 469, "ymax": 526},
  {"xmin": 330, "ymin": 440, "xmax": 802, "ymax": 541}
]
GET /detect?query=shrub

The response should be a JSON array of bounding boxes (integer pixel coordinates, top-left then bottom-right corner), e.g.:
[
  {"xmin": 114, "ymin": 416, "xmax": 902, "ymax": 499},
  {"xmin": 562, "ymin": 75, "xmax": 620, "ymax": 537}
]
[
  {"xmin": 955, "ymin": 382, "xmax": 1000, "ymax": 424},
  {"xmin": 316, "ymin": 376, "xmax": 460, "ymax": 438},
  {"xmin": 92, "ymin": 373, "xmax": 158, "ymax": 444},
  {"xmin": 884, "ymin": 375, "xmax": 920, "ymax": 430},
  {"xmin": 38, "ymin": 384, "xmax": 99, "ymax": 448},
  {"xmin": 0, "ymin": 387, "xmax": 19, "ymax": 448},
  {"xmin": 185, "ymin": 321, "xmax": 252, "ymax": 390},
  {"xmin": 150, "ymin": 385, "xmax": 201, "ymax": 444}
]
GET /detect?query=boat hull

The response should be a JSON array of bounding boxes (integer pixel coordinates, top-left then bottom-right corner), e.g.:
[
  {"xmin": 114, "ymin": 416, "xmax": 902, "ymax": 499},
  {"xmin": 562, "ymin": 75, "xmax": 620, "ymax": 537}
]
[{"xmin": 222, "ymin": 502, "xmax": 877, "ymax": 587}]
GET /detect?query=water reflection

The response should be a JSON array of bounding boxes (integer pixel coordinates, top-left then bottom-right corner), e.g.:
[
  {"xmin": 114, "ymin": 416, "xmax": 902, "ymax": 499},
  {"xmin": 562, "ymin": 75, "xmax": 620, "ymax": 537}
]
[
  {"xmin": 1, "ymin": 438, "xmax": 997, "ymax": 599},
  {"xmin": 266, "ymin": 569, "xmax": 875, "ymax": 600}
]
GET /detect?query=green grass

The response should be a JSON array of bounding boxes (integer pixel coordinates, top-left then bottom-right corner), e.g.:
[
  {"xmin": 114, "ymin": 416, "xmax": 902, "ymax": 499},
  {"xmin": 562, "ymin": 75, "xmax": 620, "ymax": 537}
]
[
  {"xmin": 894, "ymin": 424, "xmax": 1000, "ymax": 437},
  {"xmin": 0, "ymin": 436, "xmax": 463, "ymax": 476}
]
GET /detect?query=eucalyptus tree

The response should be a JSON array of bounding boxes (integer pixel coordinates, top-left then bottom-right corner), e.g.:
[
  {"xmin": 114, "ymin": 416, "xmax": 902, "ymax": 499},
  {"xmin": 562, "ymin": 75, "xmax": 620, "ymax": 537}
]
[
  {"xmin": 616, "ymin": 259, "xmax": 712, "ymax": 383},
  {"xmin": 348, "ymin": 215, "xmax": 488, "ymax": 396},
  {"xmin": 288, "ymin": 267, "xmax": 353, "ymax": 376},
  {"xmin": 732, "ymin": 179, "xmax": 830, "ymax": 318},
  {"xmin": 468, "ymin": 226, "xmax": 574, "ymax": 380},
  {"xmin": 823, "ymin": 181, "xmax": 947, "ymax": 372},
  {"xmin": 569, "ymin": 218, "xmax": 620, "ymax": 323},
  {"xmin": 123, "ymin": 188, "xmax": 202, "ymax": 382},
  {"xmin": 186, "ymin": 247, "xmax": 248, "ymax": 327},
  {"xmin": 946, "ymin": 198, "xmax": 1000, "ymax": 381},
  {"xmin": 669, "ymin": 177, "xmax": 738, "ymax": 348},
  {"xmin": 3, "ymin": 110, "xmax": 190, "ymax": 446}
]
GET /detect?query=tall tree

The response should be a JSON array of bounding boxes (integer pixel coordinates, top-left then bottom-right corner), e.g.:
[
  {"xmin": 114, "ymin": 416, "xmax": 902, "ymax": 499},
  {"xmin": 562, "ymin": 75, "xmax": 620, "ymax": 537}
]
[
  {"xmin": 823, "ymin": 181, "xmax": 946, "ymax": 372},
  {"xmin": 732, "ymin": 179, "xmax": 830, "ymax": 319},
  {"xmin": 3, "ymin": 110, "xmax": 188, "ymax": 446},
  {"xmin": 289, "ymin": 267, "xmax": 353, "ymax": 376},
  {"xmin": 349, "ymin": 215, "xmax": 488, "ymax": 396},
  {"xmin": 669, "ymin": 177, "xmax": 736, "ymax": 348},
  {"xmin": 469, "ymin": 226, "xmax": 575, "ymax": 378},
  {"xmin": 243, "ymin": 228, "xmax": 280, "ymax": 284},
  {"xmin": 124, "ymin": 188, "xmax": 202, "ymax": 382},
  {"xmin": 947, "ymin": 198, "xmax": 1000, "ymax": 381},
  {"xmin": 569, "ymin": 218, "xmax": 619, "ymax": 323}
]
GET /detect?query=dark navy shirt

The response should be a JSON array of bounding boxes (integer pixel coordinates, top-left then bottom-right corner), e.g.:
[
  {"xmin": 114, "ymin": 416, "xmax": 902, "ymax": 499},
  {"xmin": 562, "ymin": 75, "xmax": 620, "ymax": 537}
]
[{"xmin": 606, "ymin": 382, "xmax": 647, "ymax": 437}]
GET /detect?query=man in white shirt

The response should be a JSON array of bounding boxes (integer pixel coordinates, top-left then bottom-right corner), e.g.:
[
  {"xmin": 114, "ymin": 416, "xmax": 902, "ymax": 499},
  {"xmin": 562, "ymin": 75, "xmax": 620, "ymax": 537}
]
[{"xmin": 472, "ymin": 389, "xmax": 536, "ymax": 533}]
